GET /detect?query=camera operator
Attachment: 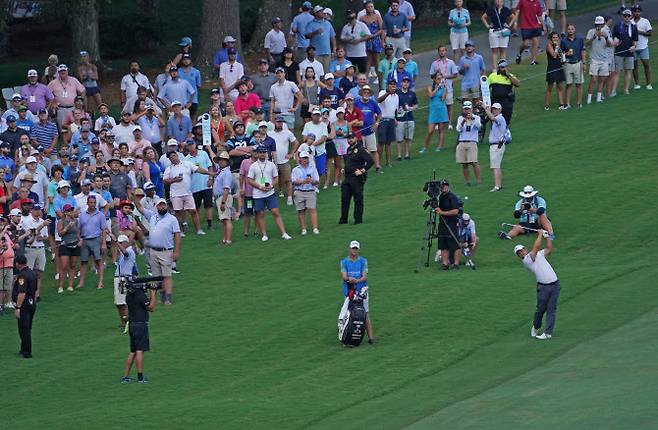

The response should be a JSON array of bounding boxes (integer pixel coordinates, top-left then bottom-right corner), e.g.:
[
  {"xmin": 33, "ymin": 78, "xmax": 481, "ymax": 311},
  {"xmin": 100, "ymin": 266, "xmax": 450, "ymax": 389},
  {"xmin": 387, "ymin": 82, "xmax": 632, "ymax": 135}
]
[
  {"xmin": 435, "ymin": 180, "xmax": 461, "ymax": 270},
  {"xmin": 499, "ymin": 185, "xmax": 554, "ymax": 240},
  {"xmin": 339, "ymin": 133, "xmax": 374, "ymax": 225},
  {"xmin": 457, "ymin": 213, "xmax": 478, "ymax": 267},
  {"xmin": 120, "ymin": 274, "xmax": 156, "ymax": 384},
  {"xmin": 114, "ymin": 235, "xmax": 136, "ymax": 333}
]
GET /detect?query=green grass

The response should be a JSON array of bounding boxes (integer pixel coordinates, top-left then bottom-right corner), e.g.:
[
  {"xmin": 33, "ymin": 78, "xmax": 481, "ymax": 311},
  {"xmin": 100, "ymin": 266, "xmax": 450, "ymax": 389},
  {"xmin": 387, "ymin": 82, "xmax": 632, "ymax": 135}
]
[{"xmin": 2, "ymin": 36, "xmax": 658, "ymax": 430}]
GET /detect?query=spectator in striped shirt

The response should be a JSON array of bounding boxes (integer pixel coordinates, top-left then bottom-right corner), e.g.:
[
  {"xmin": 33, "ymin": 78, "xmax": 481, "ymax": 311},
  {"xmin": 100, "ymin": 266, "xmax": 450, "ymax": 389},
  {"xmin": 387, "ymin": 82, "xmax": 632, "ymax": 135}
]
[{"xmin": 31, "ymin": 109, "xmax": 59, "ymax": 155}]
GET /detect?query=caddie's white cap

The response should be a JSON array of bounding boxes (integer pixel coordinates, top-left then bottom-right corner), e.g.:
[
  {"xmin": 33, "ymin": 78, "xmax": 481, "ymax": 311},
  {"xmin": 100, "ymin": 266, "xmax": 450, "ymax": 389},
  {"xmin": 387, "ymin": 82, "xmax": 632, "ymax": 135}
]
[
  {"xmin": 349, "ymin": 240, "xmax": 360, "ymax": 249},
  {"xmin": 514, "ymin": 244, "xmax": 525, "ymax": 254}
]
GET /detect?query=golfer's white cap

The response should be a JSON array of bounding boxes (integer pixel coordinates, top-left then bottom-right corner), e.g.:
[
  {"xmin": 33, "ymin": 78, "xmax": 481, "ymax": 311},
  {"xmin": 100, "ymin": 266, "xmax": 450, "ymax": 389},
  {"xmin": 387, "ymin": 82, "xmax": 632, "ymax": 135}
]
[
  {"xmin": 514, "ymin": 244, "xmax": 525, "ymax": 254},
  {"xmin": 491, "ymin": 102, "xmax": 502, "ymax": 110},
  {"xmin": 462, "ymin": 213, "xmax": 471, "ymax": 221},
  {"xmin": 117, "ymin": 234, "xmax": 130, "ymax": 243},
  {"xmin": 349, "ymin": 240, "xmax": 360, "ymax": 249},
  {"xmin": 594, "ymin": 16, "xmax": 605, "ymax": 25}
]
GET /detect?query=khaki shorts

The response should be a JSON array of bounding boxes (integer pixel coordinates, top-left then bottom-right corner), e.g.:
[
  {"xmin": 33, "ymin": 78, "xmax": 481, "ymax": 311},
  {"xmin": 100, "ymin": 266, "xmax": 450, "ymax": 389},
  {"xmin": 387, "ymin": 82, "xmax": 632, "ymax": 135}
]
[
  {"xmin": 362, "ymin": 134, "xmax": 377, "ymax": 152},
  {"xmin": 25, "ymin": 246, "xmax": 46, "ymax": 272},
  {"xmin": 293, "ymin": 190, "xmax": 317, "ymax": 210},
  {"xmin": 461, "ymin": 86, "xmax": 481, "ymax": 100},
  {"xmin": 488, "ymin": 30, "xmax": 510, "ymax": 49},
  {"xmin": 277, "ymin": 162, "xmax": 291, "ymax": 183},
  {"xmin": 456, "ymin": 141, "xmax": 478, "ymax": 164},
  {"xmin": 546, "ymin": 0, "xmax": 566, "ymax": 10},
  {"xmin": 0, "ymin": 267, "xmax": 12, "ymax": 291},
  {"xmin": 114, "ymin": 277, "xmax": 127, "ymax": 306},
  {"xmin": 171, "ymin": 194, "xmax": 196, "ymax": 211},
  {"xmin": 489, "ymin": 144, "xmax": 506, "ymax": 169},
  {"xmin": 216, "ymin": 194, "xmax": 234, "ymax": 220},
  {"xmin": 564, "ymin": 62, "xmax": 584, "ymax": 84},
  {"xmin": 150, "ymin": 248, "xmax": 173, "ymax": 277},
  {"xmin": 450, "ymin": 32, "xmax": 469, "ymax": 51},
  {"xmin": 589, "ymin": 60, "xmax": 610, "ymax": 77}
]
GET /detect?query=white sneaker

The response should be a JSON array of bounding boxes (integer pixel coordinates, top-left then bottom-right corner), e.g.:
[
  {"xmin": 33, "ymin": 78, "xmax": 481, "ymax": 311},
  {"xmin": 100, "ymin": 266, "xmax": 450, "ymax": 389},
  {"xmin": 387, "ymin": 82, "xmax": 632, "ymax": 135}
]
[
  {"xmin": 312, "ymin": 228, "xmax": 320, "ymax": 234},
  {"xmin": 647, "ymin": 84, "xmax": 654, "ymax": 90},
  {"xmin": 301, "ymin": 229, "xmax": 307, "ymax": 236},
  {"xmin": 490, "ymin": 186, "xmax": 501, "ymax": 192},
  {"xmin": 434, "ymin": 250, "xmax": 440, "ymax": 262},
  {"xmin": 261, "ymin": 235, "xmax": 269, "ymax": 242},
  {"xmin": 531, "ymin": 326, "xmax": 537, "ymax": 337},
  {"xmin": 181, "ymin": 232, "xmax": 186, "ymax": 238},
  {"xmin": 535, "ymin": 333, "xmax": 552, "ymax": 340},
  {"xmin": 447, "ymin": 124, "xmax": 453, "ymax": 130},
  {"xmin": 55, "ymin": 272, "xmax": 60, "ymax": 280},
  {"xmin": 57, "ymin": 287, "xmax": 64, "ymax": 294},
  {"xmin": 633, "ymin": 84, "xmax": 641, "ymax": 90},
  {"xmin": 279, "ymin": 192, "xmax": 284, "ymax": 197},
  {"xmin": 465, "ymin": 260, "xmax": 473, "ymax": 267},
  {"xmin": 196, "ymin": 230, "xmax": 206, "ymax": 235},
  {"xmin": 332, "ymin": 182, "xmax": 339, "ymax": 187},
  {"xmin": 281, "ymin": 233, "xmax": 292, "ymax": 240},
  {"xmin": 609, "ymin": 91, "xmax": 617, "ymax": 98},
  {"xmin": 287, "ymin": 197, "xmax": 293, "ymax": 206}
]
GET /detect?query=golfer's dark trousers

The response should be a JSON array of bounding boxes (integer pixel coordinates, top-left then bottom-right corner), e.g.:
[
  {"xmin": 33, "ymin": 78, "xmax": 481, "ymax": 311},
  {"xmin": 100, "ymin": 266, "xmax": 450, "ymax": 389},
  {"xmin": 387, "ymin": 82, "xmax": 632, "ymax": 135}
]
[
  {"xmin": 533, "ymin": 280, "xmax": 560, "ymax": 335},
  {"xmin": 340, "ymin": 176, "xmax": 365, "ymax": 223}
]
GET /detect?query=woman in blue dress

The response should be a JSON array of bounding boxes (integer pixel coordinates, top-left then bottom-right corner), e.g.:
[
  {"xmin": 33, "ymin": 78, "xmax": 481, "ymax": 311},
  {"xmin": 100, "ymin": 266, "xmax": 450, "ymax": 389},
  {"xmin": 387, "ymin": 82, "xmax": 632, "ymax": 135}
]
[
  {"xmin": 141, "ymin": 147, "xmax": 164, "ymax": 197},
  {"xmin": 360, "ymin": 1, "xmax": 385, "ymax": 78},
  {"xmin": 421, "ymin": 73, "xmax": 449, "ymax": 154}
]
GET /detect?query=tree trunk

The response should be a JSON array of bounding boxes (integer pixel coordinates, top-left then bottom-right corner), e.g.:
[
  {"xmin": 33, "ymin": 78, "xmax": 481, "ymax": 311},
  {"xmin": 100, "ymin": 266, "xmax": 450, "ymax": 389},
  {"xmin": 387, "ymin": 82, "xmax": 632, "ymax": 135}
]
[
  {"xmin": 246, "ymin": 0, "xmax": 291, "ymax": 52},
  {"xmin": 198, "ymin": 0, "xmax": 242, "ymax": 79},
  {"xmin": 0, "ymin": 0, "xmax": 8, "ymax": 59},
  {"xmin": 137, "ymin": 0, "xmax": 159, "ymax": 17},
  {"xmin": 69, "ymin": 0, "xmax": 101, "ymax": 65}
]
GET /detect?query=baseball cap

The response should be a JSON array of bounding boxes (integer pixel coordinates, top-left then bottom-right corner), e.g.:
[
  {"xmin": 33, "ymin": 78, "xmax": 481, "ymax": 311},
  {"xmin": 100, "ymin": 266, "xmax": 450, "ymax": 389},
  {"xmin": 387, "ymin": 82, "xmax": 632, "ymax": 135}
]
[
  {"xmin": 336, "ymin": 106, "xmax": 345, "ymax": 114},
  {"xmin": 178, "ymin": 36, "xmax": 192, "ymax": 46},
  {"xmin": 259, "ymin": 58, "xmax": 269, "ymax": 64},
  {"xmin": 233, "ymin": 121, "xmax": 244, "ymax": 128},
  {"xmin": 497, "ymin": 59, "xmax": 508, "ymax": 67},
  {"xmin": 11, "ymin": 93, "xmax": 21, "ymax": 100},
  {"xmin": 171, "ymin": 100, "xmax": 182, "ymax": 106},
  {"xmin": 274, "ymin": 66, "xmax": 285, "ymax": 73},
  {"xmin": 403, "ymin": 48, "xmax": 413, "ymax": 54},
  {"xmin": 57, "ymin": 64, "xmax": 68, "ymax": 72},
  {"xmin": 397, "ymin": 57, "xmax": 406, "ymax": 64},
  {"xmin": 132, "ymin": 125, "xmax": 142, "ymax": 133},
  {"xmin": 514, "ymin": 244, "xmax": 525, "ymax": 255},
  {"xmin": 313, "ymin": 5, "xmax": 324, "ymax": 13},
  {"xmin": 117, "ymin": 234, "xmax": 130, "ymax": 243},
  {"xmin": 344, "ymin": 93, "xmax": 354, "ymax": 100},
  {"xmin": 57, "ymin": 180, "xmax": 70, "ymax": 189},
  {"xmin": 462, "ymin": 213, "xmax": 471, "ymax": 221},
  {"xmin": 324, "ymin": 8, "xmax": 333, "ymax": 16},
  {"xmin": 349, "ymin": 240, "xmax": 360, "ymax": 249},
  {"xmin": 258, "ymin": 121, "xmax": 269, "ymax": 128},
  {"xmin": 166, "ymin": 138, "xmax": 179, "ymax": 147},
  {"xmin": 384, "ymin": 43, "xmax": 394, "ymax": 50},
  {"xmin": 271, "ymin": 17, "xmax": 282, "ymax": 25},
  {"xmin": 387, "ymin": 78, "xmax": 397, "ymax": 85},
  {"xmin": 63, "ymin": 204, "xmax": 75, "ymax": 212},
  {"xmin": 594, "ymin": 15, "xmax": 605, "ymax": 25},
  {"xmin": 217, "ymin": 151, "xmax": 230, "ymax": 160},
  {"xmin": 155, "ymin": 197, "xmax": 167, "ymax": 206},
  {"xmin": 622, "ymin": 8, "xmax": 632, "ymax": 16},
  {"xmin": 299, "ymin": 150, "xmax": 311, "ymax": 158},
  {"xmin": 9, "ymin": 208, "xmax": 21, "ymax": 217},
  {"xmin": 465, "ymin": 40, "xmax": 475, "ymax": 47},
  {"xmin": 17, "ymin": 105, "xmax": 28, "ymax": 112},
  {"xmin": 143, "ymin": 181, "xmax": 156, "ymax": 190},
  {"xmin": 324, "ymin": 72, "xmax": 334, "ymax": 80},
  {"xmin": 169, "ymin": 65, "xmax": 178, "ymax": 72},
  {"xmin": 274, "ymin": 115, "xmax": 285, "ymax": 122},
  {"xmin": 463, "ymin": 100, "xmax": 473, "ymax": 109},
  {"xmin": 145, "ymin": 104, "xmax": 155, "ymax": 111},
  {"xmin": 5, "ymin": 115, "xmax": 16, "ymax": 122},
  {"xmin": 38, "ymin": 108, "xmax": 47, "ymax": 114},
  {"xmin": 27, "ymin": 69, "xmax": 38, "ymax": 77},
  {"xmin": 25, "ymin": 156, "xmax": 37, "ymax": 164},
  {"xmin": 311, "ymin": 109, "xmax": 322, "ymax": 115},
  {"xmin": 302, "ymin": 1, "xmax": 312, "ymax": 9},
  {"xmin": 211, "ymin": 88, "xmax": 221, "ymax": 94},
  {"xmin": 631, "ymin": 4, "xmax": 642, "ymax": 12},
  {"xmin": 182, "ymin": 53, "xmax": 191, "ymax": 59},
  {"xmin": 134, "ymin": 188, "xmax": 145, "ymax": 196},
  {"xmin": 81, "ymin": 178, "xmax": 92, "ymax": 186},
  {"xmin": 20, "ymin": 198, "xmax": 34, "ymax": 205},
  {"xmin": 223, "ymin": 35, "xmax": 237, "ymax": 43},
  {"xmin": 492, "ymin": 102, "xmax": 502, "ymax": 110}
]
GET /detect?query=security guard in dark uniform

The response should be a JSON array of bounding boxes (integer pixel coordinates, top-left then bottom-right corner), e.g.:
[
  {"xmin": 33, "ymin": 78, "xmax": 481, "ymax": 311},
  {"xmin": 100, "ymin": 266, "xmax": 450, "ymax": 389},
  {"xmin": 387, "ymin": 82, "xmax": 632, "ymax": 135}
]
[
  {"xmin": 488, "ymin": 59, "xmax": 520, "ymax": 125},
  {"xmin": 12, "ymin": 255, "xmax": 38, "ymax": 358},
  {"xmin": 121, "ymin": 284, "xmax": 155, "ymax": 384},
  {"xmin": 339, "ymin": 133, "xmax": 374, "ymax": 225}
]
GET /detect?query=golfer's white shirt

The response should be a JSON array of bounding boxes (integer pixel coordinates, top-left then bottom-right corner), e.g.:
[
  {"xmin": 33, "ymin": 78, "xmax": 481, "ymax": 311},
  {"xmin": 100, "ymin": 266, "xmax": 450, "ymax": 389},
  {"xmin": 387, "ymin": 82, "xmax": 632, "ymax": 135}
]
[{"xmin": 523, "ymin": 250, "xmax": 558, "ymax": 284}]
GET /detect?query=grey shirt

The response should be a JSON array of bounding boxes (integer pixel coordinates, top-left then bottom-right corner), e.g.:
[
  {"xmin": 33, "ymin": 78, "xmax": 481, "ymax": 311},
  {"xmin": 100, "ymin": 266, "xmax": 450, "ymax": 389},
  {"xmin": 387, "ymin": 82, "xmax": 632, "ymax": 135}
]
[
  {"xmin": 251, "ymin": 73, "xmax": 278, "ymax": 102},
  {"xmin": 269, "ymin": 80, "xmax": 300, "ymax": 112},
  {"xmin": 108, "ymin": 170, "xmax": 131, "ymax": 200},
  {"xmin": 586, "ymin": 28, "xmax": 612, "ymax": 62}
]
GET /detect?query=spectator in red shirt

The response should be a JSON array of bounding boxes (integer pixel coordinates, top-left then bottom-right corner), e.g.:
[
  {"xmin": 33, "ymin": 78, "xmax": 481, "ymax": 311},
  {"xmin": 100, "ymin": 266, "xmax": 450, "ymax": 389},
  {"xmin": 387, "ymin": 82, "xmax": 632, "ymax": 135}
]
[
  {"xmin": 513, "ymin": 0, "xmax": 545, "ymax": 66},
  {"xmin": 233, "ymin": 81, "xmax": 262, "ymax": 123},
  {"xmin": 343, "ymin": 94, "xmax": 364, "ymax": 140}
]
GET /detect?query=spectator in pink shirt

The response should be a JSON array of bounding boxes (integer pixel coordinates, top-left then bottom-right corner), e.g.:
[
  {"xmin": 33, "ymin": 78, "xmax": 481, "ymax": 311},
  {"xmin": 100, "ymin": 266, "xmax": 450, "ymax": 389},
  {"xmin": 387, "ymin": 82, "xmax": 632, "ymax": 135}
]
[
  {"xmin": 233, "ymin": 81, "xmax": 261, "ymax": 123},
  {"xmin": 128, "ymin": 127, "xmax": 152, "ymax": 170}
]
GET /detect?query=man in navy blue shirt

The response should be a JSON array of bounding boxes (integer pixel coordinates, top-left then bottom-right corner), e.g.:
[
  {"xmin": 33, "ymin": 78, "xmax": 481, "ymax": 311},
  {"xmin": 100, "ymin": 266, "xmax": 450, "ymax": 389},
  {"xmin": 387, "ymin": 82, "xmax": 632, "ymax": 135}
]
[
  {"xmin": 560, "ymin": 24, "xmax": 587, "ymax": 108},
  {"xmin": 338, "ymin": 240, "xmax": 374, "ymax": 344},
  {"xmin": 395, "ymin": 76, "xmax": 418, "ymax": 160},
  {"xmin": 318, "ymin": 73, "xmax": 344, "ymax": 109},
  {"xmin": 612, "ymin": 9, "xmax": 639, "ymax": 95}
]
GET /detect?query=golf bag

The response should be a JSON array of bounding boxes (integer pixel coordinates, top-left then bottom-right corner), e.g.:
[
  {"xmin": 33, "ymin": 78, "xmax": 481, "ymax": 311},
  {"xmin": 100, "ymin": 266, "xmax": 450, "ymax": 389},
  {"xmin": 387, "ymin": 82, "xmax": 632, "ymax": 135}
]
[{"xmin": 338, "ymin": 287, "xmax": 368, "ymax": 347}]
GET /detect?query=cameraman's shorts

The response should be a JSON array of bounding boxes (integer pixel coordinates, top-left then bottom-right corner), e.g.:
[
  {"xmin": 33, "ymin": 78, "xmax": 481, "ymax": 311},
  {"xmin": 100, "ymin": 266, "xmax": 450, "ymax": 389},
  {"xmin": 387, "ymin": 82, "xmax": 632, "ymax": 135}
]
[
  {"xmin": 113, "ymin": 277, "xmax": 127, "ymax": 306},
  {"xmin": 129, "ymin": 322, "xmax": 150, "ymax": 352},
  {"xmin": 438, "ymin": 227, "xmax": 460, "ymax": 251}
]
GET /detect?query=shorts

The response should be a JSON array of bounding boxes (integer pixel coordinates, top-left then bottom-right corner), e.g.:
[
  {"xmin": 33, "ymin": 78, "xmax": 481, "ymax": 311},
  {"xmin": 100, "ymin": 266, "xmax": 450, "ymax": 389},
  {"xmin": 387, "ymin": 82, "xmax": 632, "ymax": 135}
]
[
  {"xmin": 150, "ymin": 248, "xmax": 173, "ymax": 277},
  {"xmin": 635, "ymin": 48, "xmax": 650, "ymax": 61},
  {"xmin": 489, "ymin": 144, "xmax": 506, "ymax": 169},
  {"xmin": 438, "ymin": 228, "xmax": 460, "ymax": 251},
  {"xmin": 488, "ymin": 30, "xmax": 510, "ymax": 49},
  {"xmin": 0, "ymin": 267, "xmax": 12, "ymax": 291},
  {"xmin": 362, "ymin": 133, "xmax": 377, "ymax": 152},
  {"xmin": 80, "ymin": 237, "xmax": 102, "ymax": 262},
  {"xmin": 325, "ymin": 141, "xmax": 338, "ymax": 158},
  {"xmin": 521, "ymin": 28, "xmax": 542, "ymax": 40},
  {"xmin": 293, "ymin": 190, "xmax": 317, "ymax": 211},
  {"xmin": 193, "ymin": 189, "xmax": 213, "ymax": 209},
  {"xmin": 461, "ymin": 86, "xmax": 481, "ymax": 100},
  {"xmin": 450, "ymin": 32, "xmax": 469, "ymax": 50},
  {"xmin": 171, "ymin": 194, "xmax": 196, "ymax": 211},
  {"xmin": 376, "ymin": 119, "xmax": 396, "ymax": 144},
  {"xmin": 25, "ymin": 247, "xmax": 46, "ymax": 272},
  {"xmin": 113, "ymin": 277, "xmax": 126, "ymax": 306},
  {"xmin": 456, "ymin": 141, "xmax": 478, "ymax": 164},
  {"xmin": 129, "ymin": 322, "xmax": 150, "ymax": 352},
  {"xmin": 277, "ymin": 162, "xmax": 291, "ymax": 183},
  {"xmin": 59, "ymin": 244, "xmax": 81, "ymax": 257},
  {"xmin": 608, "ymin": 57, "xmax": 616, "ymax": 73},
  {"xmin": 589, "ymin": 60, "xmax": 610, "ymax": 77},
  {"xmin": 445, "ymin": 90, "xmax": 454, "ymax": 105},
  {"xmin": 314, "ymin": 153, "xmax": 327, "ymax": 175},
  {"xmin": 243, "ymin": 196, "xmax": 254, "ymax": 216},
  {"xmin": 335, "ymin": 138, "xmax": 348, "ymax": 156},
  {"xmin": 231, "ymin": 172, "xmax": 240, "ymax": 195},
  {"xmin": 546, "ymin": 0, "xmax": 567, "ymax": 10},
  {"xmin": 216, "ymin": 194, "xmax": 234, "ymax": 220},
  {"xmin": 85, "ymin": 86, "xmax": 101, "ymax": 96},
  {"xmin": 614, "ymin": 55, "xmax": 634, "ymax": 71},
  {"xmin": 253, "ymin": 193, "xmax": 279, "ymax": 212},
  {"xmin": 396, "ymin": 121, "xmax": 415, "ymax": 141},
  {"xmin": 564, "ymin": 62, "xmax": 584, "ymax": 84}
]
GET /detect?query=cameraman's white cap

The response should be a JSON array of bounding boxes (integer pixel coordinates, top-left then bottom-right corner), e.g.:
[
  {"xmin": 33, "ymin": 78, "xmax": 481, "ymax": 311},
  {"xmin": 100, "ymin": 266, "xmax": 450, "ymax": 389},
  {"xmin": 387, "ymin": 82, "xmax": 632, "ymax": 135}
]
[
  {"xmin": 514, "ymin": 244, "xmax": 525, "ymax": 255},
  {"xmin": 519, "ymin": 185, "xmax": 538, "ymax": 198},
  {"xmin": 117, "ymin": 234, "xmax": 129, "ymax": 243},
  {"xmin": 463, "ymin": 213, "xmax": 471, "ymax": 221},
  {"xmin": 349, "ymin": 240, "xmax": 360, "ymax": 249},
  {"xmin": 594, "ymin": 16, "xmax": 605, "ymax": 25}
]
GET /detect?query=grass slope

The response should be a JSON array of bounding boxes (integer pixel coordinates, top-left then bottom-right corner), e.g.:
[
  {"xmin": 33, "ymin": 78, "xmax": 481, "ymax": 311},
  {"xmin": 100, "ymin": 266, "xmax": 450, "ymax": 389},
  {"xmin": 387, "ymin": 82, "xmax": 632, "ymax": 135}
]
[{"xmin": 1, "ymin": 56, "xmax": 657, "ymax": 429}]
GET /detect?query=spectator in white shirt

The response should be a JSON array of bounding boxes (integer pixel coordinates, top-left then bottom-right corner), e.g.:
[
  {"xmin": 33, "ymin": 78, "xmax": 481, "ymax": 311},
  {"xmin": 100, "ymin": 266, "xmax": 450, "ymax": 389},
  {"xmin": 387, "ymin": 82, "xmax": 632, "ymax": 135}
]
[
  {"xmin": 219, "ymin": 48, "xmax": 245, "ymax": 101},
  {"xmin": 265, "ymin": 17, "xmax": 288, "ymax": 67},
  {"xmin": 120, "ymin": 61, "xmax": 152, "ymax": 106}
]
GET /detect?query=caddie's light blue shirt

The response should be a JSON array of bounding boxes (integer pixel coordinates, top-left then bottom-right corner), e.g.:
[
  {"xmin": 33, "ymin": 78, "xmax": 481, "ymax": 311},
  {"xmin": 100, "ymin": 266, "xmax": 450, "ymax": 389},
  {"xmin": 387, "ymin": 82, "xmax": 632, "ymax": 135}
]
[{"xmin": 340, "ymin": 256, "xmax": 368, "ymax": 296}]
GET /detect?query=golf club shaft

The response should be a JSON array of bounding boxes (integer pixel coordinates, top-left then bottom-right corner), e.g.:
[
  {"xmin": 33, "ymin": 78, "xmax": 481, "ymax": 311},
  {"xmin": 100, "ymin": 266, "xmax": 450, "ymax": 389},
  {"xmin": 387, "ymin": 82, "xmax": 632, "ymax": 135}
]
[{"xmin": 501, "ymin": 222, "xmax": 541, "ymax": 232}]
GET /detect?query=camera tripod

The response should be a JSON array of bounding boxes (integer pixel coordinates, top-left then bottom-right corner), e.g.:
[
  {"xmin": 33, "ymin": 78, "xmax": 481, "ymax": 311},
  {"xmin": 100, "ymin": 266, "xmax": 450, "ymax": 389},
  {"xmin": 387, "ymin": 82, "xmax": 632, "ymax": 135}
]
[{"xmin": 415, "ymin": 208, "xmax": 439, "ymax": 272}]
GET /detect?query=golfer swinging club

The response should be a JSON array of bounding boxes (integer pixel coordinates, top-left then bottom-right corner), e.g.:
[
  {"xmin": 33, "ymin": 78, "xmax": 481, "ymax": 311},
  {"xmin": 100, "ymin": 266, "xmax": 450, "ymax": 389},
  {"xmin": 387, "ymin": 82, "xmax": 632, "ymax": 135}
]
[{"xmin": 514, "ymin": 229, "xmax": 560, "ymax": 340}]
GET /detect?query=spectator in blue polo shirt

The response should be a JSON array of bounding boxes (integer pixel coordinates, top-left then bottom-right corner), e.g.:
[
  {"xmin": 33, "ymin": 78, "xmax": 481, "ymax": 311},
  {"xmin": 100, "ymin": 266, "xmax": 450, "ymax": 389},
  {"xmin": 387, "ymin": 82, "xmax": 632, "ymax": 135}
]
[
  {"xmin": 178, "ymin": 54, "xmax": 202, "ymax": 118},
  {"xmin": 213, "ymin": 35, "xmax": 242, "ymax": 72},
  {"xmin": 166, "ymin": 102, "xmax": 193, "ymax": 143},
  {"xmin": 158, "ymin": 66, "xmax": 195, "ymax": 110},
  {"xmin": 0, "ymin": 142, "xmax": 15, "ymax": 181},
  {"xmin": 31, "ymin": 109, "xmax": 58, "ymax": 155},
  {"xmin": 290, "ymin": 2, "xmax": 315, "ymax": 59},
  {"xmin": 560, "ymin": 24, "xmax": 586, "ymax": 108},
  {"xmin": 353, "ymin": 85, "xmax": 382, "ymax": 172},
  {"xmin": 388, "ymin": 57, "xmax": 413, "ymax": 87},
  {"xmin": 15, "ymin": 106, "xmax": 34, "ymax": 136},
  {"xmin": 457, "ymin": 40, "xmax": 486, "ymax": 100},
  {"xmin": 305, "ymin": 6, "xmax": 336, "ymax": 70},
  {"xmin": 383, "ymin": 0, "xmax": 410, "ymax": 57}
]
